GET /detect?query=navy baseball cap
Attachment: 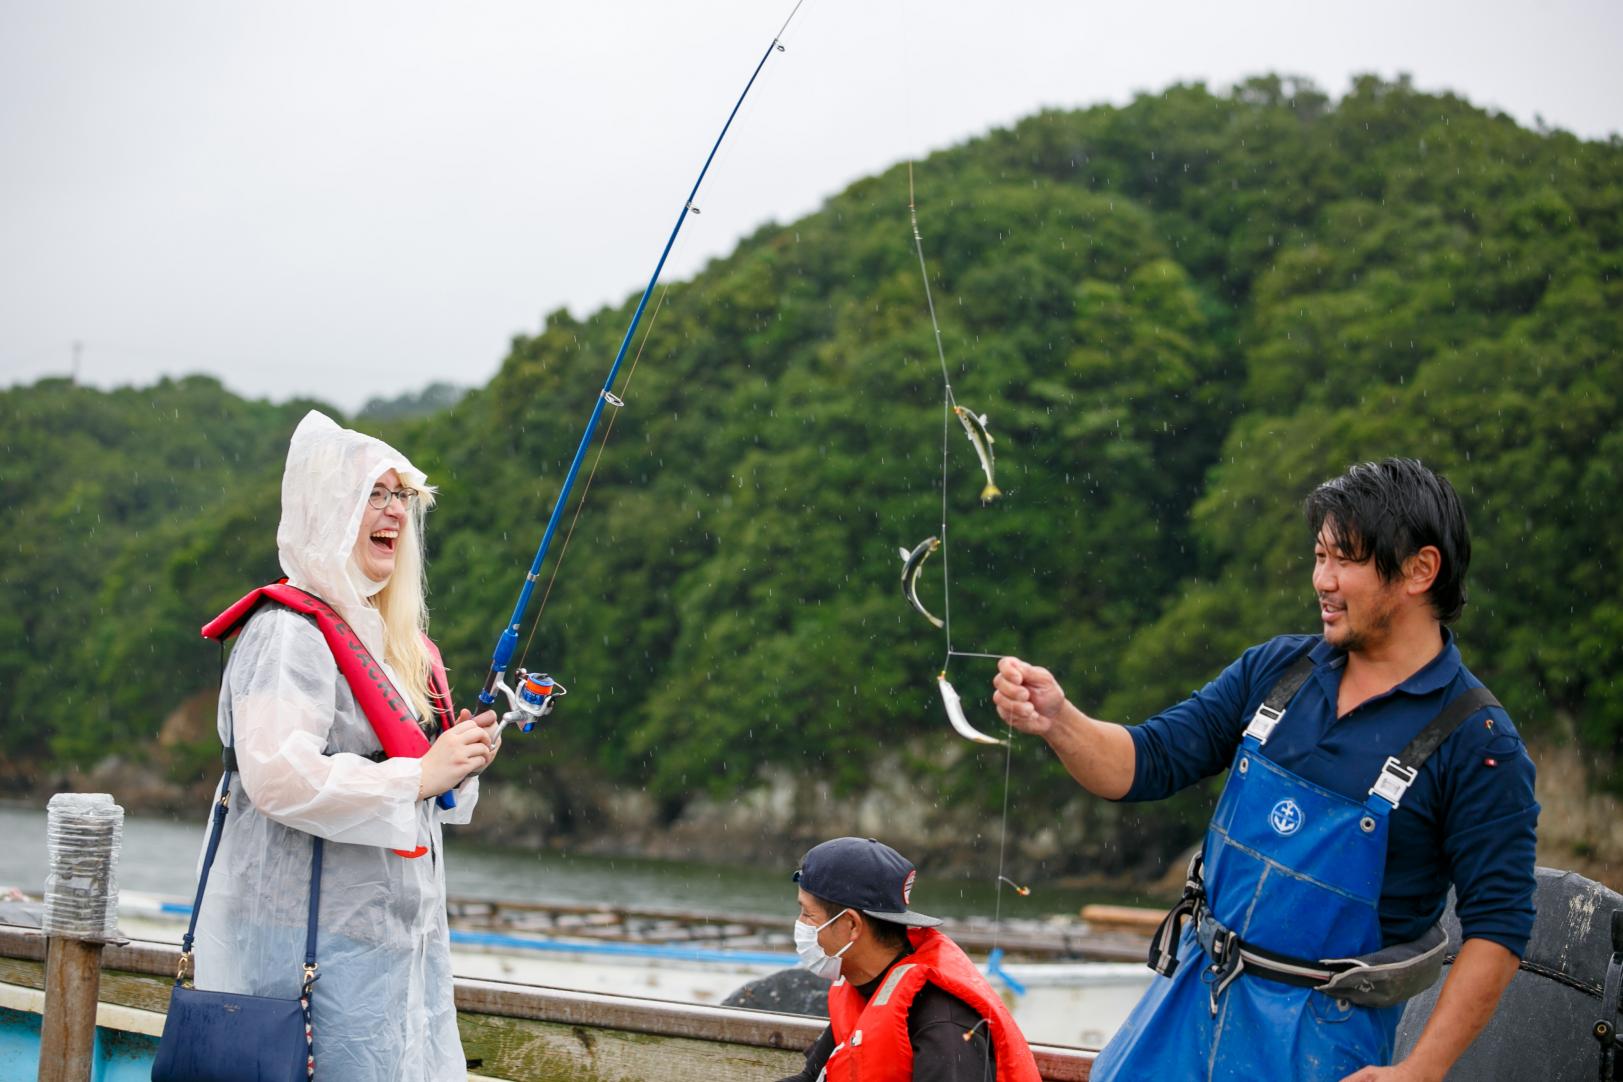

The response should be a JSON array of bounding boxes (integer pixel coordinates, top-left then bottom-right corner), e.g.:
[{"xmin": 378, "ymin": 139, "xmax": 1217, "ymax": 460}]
[{"xmin": 792, "ymin": 837, "xmax": 942, "ymax": 928}]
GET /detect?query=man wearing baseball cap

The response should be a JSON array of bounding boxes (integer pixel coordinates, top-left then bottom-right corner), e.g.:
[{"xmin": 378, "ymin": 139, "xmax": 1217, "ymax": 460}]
[{"xmin": 777, "ymin": 836, "xmax": 1041, "ymax": 1082}]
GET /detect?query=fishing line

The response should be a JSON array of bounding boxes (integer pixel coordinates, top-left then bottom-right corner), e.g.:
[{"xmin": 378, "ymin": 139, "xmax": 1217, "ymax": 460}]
[
  {"xmin": 477, "ymin": 0, "xmax": 814, "ymax": 718},
  {"xmin": 775, "ymin": 0, "xmax": 809, "ymax": 39},
  {"xmin": 517, "ymin": 283, "xmax": 675, "ymax": 673},
  {"xmin": 514, "ymin": 3, "xmax": 820, "ymax": 669},
  {"xmin": 992, "ymin": 736, "xmax": 1015, "ymax": 951},
  {"xmin": 906, "ymin": 162, "xmax": 960, "ymax": 659},
  {"xmin": 683, "ymin": 6, "xmax": 806, "ymax": 234},
  {"xmin": 906, "ymin": 163, "xmax": 1022, "ymax": 949}
]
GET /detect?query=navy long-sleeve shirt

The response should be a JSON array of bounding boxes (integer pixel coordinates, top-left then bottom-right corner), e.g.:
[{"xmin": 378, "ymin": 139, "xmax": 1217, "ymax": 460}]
[{"xmin": 1123, "ymin": 631, "xmax": 1538, "ymax": 955}]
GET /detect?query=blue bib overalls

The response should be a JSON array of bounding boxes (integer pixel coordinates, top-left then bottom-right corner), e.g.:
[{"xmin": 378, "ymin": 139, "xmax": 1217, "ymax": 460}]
[{"xmin": 1091, "ymin": 663, "xmax": 1476, "ymax": 1080}]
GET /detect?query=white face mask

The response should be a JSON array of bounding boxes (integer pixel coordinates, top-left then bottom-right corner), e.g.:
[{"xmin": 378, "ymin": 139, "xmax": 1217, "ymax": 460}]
[{"xmin": 794, "ymin": 908, "xmax": 854, "ymax": 981}]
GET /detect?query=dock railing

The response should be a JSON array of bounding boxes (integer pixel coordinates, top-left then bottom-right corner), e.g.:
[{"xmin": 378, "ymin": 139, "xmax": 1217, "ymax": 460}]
[{"xmin": 0, "ymin": 924, "xmax": 1095, "ymax": 1080}]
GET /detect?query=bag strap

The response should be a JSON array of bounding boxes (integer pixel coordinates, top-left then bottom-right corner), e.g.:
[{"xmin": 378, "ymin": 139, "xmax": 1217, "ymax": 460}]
[
  {"xmin": 177, "ymin": 641, "xmax": 232, "ymax": 972},
  {"xmin": 303, "ymin": 810, "xmax": 324, "ymax": 978},
  {"xmin": 180, "ymin": 628, "xmax": 325, "ymax": 989},
  {"xmin": 177, "ymin": 778, "xmax": 231, "ymax": 973},
  {"xmin": 176, "ymin": 765, "xmax": 324, "ymax": 989}
]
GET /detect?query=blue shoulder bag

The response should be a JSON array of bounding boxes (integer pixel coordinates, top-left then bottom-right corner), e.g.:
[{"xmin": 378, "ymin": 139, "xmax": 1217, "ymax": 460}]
[{"xmin": 151, "ymin": 756, "xmax": 323, "ymax": 1082}]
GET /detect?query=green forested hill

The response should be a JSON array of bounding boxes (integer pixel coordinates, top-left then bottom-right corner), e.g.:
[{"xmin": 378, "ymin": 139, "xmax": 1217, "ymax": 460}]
[
  {"xmin": 6, "ymin": 75, "xmax": 1619, "ymax": 874},
  {"xmin": 0, "ymin": 377, "xmax": 335, "ymax": 770}
]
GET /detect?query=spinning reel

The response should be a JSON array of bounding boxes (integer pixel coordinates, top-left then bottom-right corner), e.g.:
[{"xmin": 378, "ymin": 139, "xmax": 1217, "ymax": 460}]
[{"xmin": 488, "ymin": 668, "xmax": 567, "ymax": 736}]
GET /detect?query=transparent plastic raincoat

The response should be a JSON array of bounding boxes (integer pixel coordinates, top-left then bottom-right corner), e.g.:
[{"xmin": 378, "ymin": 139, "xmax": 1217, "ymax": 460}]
[{"xmin": 193, "ymin": 411, "xmax": 477, "ymax": 1081}]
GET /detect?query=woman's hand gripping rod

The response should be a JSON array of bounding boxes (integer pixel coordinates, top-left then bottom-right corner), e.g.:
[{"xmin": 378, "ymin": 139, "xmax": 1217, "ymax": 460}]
[
  {"xmin": 453, "ymin": 671, "xmax": 566, "ymax": 792},
  {"xmin": 440, "ymin": 634, "xmax": 565, "ymax": 807}
]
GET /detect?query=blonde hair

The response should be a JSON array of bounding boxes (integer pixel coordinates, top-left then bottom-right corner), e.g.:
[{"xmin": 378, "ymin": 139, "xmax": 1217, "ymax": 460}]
[{"xmin": 373, "ymin": 483, "xmax": 441, "ymax": 723}]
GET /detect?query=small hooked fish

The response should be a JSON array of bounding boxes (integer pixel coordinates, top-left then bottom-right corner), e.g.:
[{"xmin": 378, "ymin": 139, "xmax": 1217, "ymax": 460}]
[
  {"xmin": 937, "ymin": 672, "xmax": 1006, "ymax": 746},
  {"xmin": 997, "ymin": 875, "xmax": 1032, "ymax": 897},
  {"xmin": 900, "ymin": 536, "xmax": 944, "ymax": 628},
  {"xmin": 953, "ymin": 405, "xmax": 1002, "ymax": 504}
]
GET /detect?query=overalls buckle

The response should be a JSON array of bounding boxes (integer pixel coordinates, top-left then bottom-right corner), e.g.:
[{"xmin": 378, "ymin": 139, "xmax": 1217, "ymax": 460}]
[
  {"xmin": 1204, "ymin": 926, "xmax": 1245, "ymax": 1016},
  {"xmin": 1244, "ymin": 703, "xmax": 1285, "ymax": 743},
  {"xmin": 1369, "ymin": 756, "xmax": 1418, "ymax": 807}
]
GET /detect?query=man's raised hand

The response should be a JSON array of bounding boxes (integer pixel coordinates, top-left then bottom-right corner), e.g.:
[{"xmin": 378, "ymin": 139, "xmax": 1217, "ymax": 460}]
[{"xmin": 993, "ymin": 657, "xmax": 1068, "ymax": 735}]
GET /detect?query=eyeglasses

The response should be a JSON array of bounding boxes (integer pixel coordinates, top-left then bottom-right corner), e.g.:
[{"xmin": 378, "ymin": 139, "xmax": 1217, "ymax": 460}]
[{"xmin": 368, "ymin": 486, "xmax": 419, "ymax": 510}]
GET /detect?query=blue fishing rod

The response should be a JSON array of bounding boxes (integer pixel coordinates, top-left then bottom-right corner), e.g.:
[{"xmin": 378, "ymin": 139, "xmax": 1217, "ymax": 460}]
[{"xmin": 476, "ymin": 2, "xmax": 808, "ymax": 737}]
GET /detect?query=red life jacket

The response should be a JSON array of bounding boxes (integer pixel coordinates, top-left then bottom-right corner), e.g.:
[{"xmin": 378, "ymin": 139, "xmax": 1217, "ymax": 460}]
[
  {"xmin": 202, "ymin": 581, "xmax": 456, "ymax": 856},
  {"xmin": 824, "ymin": 927, "xmax": 1042, "ymax": 1082}
]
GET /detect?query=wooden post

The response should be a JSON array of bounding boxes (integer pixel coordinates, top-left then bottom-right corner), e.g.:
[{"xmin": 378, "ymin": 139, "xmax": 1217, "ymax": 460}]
[
  {"xmin": 37, "ymin": 937, "xmax": 104, "ymax": 1082},
  {"xmin": 37, "ymin": 793, "xmax": 124, "ymax": 1082}
]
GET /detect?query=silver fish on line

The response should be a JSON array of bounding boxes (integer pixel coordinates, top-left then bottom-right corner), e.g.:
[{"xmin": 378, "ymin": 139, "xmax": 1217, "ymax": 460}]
[
  {"xmin": 937, "ymin": 673, "xmax": 1007, "ymax": 746},
  {"xmin": 899, "ymin": 536, "xmax": 943, "ymax": 628},
  {"xmin": 953, "ymin": 405, "xmax": 1002, "ymax": 504}
]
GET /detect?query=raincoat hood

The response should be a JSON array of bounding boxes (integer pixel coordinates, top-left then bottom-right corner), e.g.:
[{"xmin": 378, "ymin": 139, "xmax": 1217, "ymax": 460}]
[{"xmin": 277, "ymin": 410, "xmax": 427, "ymax": 658}]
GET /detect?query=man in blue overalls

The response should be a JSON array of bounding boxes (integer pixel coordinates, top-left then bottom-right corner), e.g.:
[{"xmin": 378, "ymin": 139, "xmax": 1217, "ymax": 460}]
[{"xmin": 993, "ymin": 458, "xmax": 1538, "ymax": 1080}]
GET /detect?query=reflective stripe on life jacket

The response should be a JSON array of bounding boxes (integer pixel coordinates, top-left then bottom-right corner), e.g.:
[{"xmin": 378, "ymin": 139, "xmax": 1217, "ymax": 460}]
[{"xmin": 824, "ymin": 928, "xmax": 1041, "ymax": 1082}]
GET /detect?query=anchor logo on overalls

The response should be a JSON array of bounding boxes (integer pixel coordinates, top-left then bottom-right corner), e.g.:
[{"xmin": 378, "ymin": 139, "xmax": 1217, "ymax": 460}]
[{"xmin": 1268, "ymin": 798, "xmax": 1304, "ymax": 836}]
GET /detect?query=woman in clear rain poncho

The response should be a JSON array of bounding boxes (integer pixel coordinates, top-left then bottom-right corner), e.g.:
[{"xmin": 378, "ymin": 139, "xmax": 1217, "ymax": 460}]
[{"xmin": 192, "ymin": 410, "xmax": 499, "ymax": 1081}]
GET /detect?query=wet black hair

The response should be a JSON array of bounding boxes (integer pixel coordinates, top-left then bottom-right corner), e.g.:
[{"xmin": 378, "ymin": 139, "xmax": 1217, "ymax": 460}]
[
  {"xmin": 806, "ymin": 891, "xmax": 911, "ymax": 950},
  {"xmin": 1304, "ymin": 458, "xmax": 1471, "ymax": 624}
]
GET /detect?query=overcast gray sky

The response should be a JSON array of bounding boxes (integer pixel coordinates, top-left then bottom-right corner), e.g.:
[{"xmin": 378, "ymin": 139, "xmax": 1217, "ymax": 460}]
[{"xmin": 4, "ymin": 0, "xmax": 1619, "ymax": 412}]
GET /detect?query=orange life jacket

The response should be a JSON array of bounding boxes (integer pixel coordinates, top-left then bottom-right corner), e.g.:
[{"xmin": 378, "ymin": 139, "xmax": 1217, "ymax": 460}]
[
  {"xmin": 203, "ymin": 581, "xmax": 456, "ymax": 856},
  {"xmin": 824, "ymin": 928, "xmax": 1042, "ymax": 1082}
]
